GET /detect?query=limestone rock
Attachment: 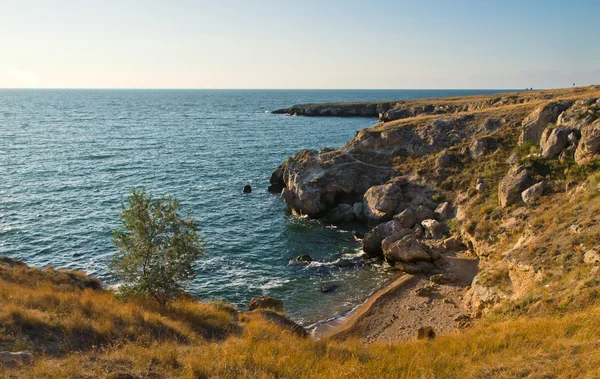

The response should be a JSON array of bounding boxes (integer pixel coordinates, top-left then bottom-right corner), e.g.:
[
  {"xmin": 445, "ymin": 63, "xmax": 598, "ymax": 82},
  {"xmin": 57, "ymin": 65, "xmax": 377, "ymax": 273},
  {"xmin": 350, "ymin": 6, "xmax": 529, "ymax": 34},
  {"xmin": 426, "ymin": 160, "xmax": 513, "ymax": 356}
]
[
  {"xmin": 274, "ymin": 149, "xmax": 394, "ymax": 217},
  {"xmin": 381, "ymin": 229, "xmax": 414, "ymax": 252},
  {"xmin": 415, "ymin": 205, "xmax": 435, "ymax": 223},
  {"xmin": 519, "ymin": 100, "xmax": 573, "ymax": 145},
  {"xmin": 362, "ymin": 179, "xmax": 404, "ymax": 222},
  {"xmin": 498, "ymin": 165, "xmax": 534, "ymax": 208},
  {"xmin": 395, "ymin": 262, "xmax": 423, "ymax": 275},
  {"xmin": 384, "ymin": 236, "xmax": 431, "ymax": 263},
  {"xmin": 540, "ymin": 127, "xmax": 570, "ymax": 158},
  {"xmin": 434, "ymin": 202, "xmax": 452, "ymax": 221},
  {"xmin": 468, "ymin": 136, "xmax": 498, "ymax": 159},
  {"xmin": 421, "ymin": 219, "xmax": 448, "ymax": 239},
  {"xmin": 575, "ymin": 119, "xmax": 600, "ymax": 164},
  {"xmin": 393, "ymin": 208, "xmax": 416, "ymax": 228},
  {"xmin": 521, "ymin": 181, "xmax": 547, "ymax": 203},
  {"xmin": 443, "ymin": 235, "xmax": 467, "ymax": 251},
  {"xmin": 247, "ymin": 296, "xmax": 284, "ymax": 312},
  {"xmin": 362, "ymin": 220, "xmax": 402, "ymax": 257}
]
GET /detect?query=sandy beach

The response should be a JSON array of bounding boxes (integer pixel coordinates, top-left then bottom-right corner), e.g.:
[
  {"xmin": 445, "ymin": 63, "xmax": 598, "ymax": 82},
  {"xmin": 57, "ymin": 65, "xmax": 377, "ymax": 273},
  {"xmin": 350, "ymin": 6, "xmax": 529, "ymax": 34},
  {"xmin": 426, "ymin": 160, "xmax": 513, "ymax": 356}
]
[{"xmin": 313, "ymin": 252, "xmax": 479, "ymax": 343}]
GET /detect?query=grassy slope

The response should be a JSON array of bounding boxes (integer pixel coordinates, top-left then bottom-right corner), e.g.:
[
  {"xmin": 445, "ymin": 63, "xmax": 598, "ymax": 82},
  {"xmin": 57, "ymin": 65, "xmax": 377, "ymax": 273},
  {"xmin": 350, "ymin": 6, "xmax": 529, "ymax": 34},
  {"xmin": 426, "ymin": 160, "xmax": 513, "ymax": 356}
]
[{"xmin": 1, "ymin": 261, "xmax": 600, "ymax": 378}]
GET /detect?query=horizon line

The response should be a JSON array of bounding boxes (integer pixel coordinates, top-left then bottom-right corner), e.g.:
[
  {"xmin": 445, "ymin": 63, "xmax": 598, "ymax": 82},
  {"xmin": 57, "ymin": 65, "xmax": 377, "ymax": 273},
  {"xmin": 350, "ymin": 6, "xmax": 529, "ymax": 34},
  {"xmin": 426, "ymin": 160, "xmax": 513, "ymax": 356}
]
[{"xmin": 0, "ymin": 87, "xmax": 549, "ymax": 91}]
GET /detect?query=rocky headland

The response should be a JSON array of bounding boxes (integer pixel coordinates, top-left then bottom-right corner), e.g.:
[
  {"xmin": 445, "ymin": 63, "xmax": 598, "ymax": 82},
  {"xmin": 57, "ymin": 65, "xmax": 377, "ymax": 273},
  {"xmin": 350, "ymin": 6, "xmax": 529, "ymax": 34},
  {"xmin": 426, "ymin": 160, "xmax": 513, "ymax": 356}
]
[{"xmin": 271, "ymin": 85, "xmax": 600, "ymax": 342}]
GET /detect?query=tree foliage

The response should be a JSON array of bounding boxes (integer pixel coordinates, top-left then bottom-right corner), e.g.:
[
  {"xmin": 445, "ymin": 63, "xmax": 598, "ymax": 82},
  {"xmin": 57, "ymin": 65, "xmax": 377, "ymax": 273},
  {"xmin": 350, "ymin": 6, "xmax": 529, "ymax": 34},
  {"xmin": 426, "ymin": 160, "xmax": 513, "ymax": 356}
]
[{"xmin": 111, "ymin": 189, "xmax": 205, "ymax": 305}]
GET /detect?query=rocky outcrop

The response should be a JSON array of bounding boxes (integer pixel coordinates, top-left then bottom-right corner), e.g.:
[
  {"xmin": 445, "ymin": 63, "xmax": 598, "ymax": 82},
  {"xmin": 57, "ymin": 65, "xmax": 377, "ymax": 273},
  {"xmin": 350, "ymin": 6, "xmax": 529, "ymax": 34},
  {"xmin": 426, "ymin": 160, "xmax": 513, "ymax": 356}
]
[
  {"xmin": 575, "ymin": 119, "xmax": 600, "ymax": 164},
  {"xmin": 540, "ymin": 127, "xmax": 570, "ymax": 158},
  {"xmin": 557, "ymin": 98, "xmax": 599, "ymax": 129},
  {"xmin": 498, "ymin": 165, "xmax": 534, "ymax": 208},
  {"xmin": 468, "ymin": 136, "xmax": 498, "ymax": 159},
  {"xmin": 519, "ymin": 101, "xmax": 573, "ymax": 145},
  {"xmin": 271, "ymin": 149, "xmax": 395, "ymax": 217},
  {"xmin": 272, "ymin": 101, "xmax": 396, "ymax": 118}
]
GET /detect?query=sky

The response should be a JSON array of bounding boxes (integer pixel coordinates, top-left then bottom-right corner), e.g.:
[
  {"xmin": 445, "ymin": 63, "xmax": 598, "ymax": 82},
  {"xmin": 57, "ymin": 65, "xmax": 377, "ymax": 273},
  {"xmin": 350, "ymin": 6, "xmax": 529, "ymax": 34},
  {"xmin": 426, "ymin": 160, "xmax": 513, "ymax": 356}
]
[{"xmin": 1, "ymin": 0, "xmax": 599, "ymax": 89}]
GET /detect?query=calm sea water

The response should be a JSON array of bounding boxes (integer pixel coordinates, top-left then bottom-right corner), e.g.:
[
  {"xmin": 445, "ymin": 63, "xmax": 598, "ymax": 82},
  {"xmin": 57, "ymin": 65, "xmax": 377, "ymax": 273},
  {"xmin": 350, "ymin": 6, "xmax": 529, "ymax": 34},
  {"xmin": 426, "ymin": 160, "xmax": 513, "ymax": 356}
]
[{"xmin": 0, "ymin": 89, "xmax": 509, "ymax": 324}]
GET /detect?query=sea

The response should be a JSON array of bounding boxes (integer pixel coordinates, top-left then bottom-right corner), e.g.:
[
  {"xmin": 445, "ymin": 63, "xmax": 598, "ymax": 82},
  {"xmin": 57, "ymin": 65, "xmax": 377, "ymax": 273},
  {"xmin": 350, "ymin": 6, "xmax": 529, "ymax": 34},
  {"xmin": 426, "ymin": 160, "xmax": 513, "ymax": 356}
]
[{"xmin": 0, "ymin": 89, "xmax": 510, "ymax": 326}]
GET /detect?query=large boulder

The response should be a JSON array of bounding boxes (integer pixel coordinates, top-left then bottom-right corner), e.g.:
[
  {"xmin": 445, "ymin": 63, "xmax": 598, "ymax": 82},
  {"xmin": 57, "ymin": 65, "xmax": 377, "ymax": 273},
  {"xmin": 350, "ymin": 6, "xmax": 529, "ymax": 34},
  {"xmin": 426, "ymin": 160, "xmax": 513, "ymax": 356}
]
[
  {"xmin": 521, "ymin": 181, "xmax": 547, "ymax": 203},
  {"xmin": 434, "ymin": 202, "xmax": 452, "ymax": 221},
  {"xmin": 362, "ymin": 220, "xmax": 403, "ymax": 257},
  {"xmin": 383, "ymin": 236, "xmax": 431, "ymax": 263},
  {"xmin": 519, "ymin": 101, "xmax": 573, "ymax": 145},
  {"xmin": 540, "ymin": 127, "xmax": 570, "ymax": 158},
  {"xmin": 498, "ymin": 165, "xmax": 534, "ymax": 208},
  {"xmin": 393, "ymin": 208, "xmax": 416, "ymax": 228},
  {"xmin": 362, "ymin": 179, "xmax": 405, "ymax": 222},
  {"xmin": 575, "ymin": 119, "xmax": 600, "ymax": 164},
  {"xmin": 381, "ymin": 228, "xmax": 414, "ymax": 252}
]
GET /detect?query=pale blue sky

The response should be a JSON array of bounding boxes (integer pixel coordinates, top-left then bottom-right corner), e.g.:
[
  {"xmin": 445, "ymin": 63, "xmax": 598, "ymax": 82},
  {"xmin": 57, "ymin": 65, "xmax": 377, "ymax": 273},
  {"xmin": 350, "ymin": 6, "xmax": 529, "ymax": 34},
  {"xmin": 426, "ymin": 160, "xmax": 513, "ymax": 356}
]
[{"xmin": 1, "ymin": 0, "xmax": 599, "ymax": 89}]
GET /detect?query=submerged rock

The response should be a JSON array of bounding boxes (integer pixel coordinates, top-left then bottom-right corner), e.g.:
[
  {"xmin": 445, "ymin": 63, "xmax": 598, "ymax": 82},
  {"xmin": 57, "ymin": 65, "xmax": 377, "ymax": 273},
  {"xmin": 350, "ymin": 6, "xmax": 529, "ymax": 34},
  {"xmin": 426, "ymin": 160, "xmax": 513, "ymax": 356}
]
[
  {"xmin": 320, "ymin": 284, "xmax": 339, "ymax": 293},
  {"xmin": 242, "ymin": 184, "xmax": 252, "ymax": 193}
]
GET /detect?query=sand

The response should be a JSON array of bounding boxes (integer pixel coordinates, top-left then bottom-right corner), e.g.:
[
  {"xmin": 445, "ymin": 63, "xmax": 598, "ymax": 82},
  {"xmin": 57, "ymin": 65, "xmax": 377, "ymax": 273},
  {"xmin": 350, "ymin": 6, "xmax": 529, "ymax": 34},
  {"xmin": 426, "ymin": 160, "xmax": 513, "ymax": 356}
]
[{"xmin": 312, "ymin": 252, "xmax": 479, "ymax": 343}]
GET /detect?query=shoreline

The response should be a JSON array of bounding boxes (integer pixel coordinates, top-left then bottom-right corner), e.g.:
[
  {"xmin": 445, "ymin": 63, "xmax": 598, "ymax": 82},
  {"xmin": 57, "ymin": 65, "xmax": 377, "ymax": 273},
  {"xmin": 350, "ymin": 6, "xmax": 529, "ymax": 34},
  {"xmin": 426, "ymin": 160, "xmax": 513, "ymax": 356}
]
[
  {"xmin": 309, "ymin": 254, "xmax": 478, "ymax": 343},
  {"xmin": 309, "ymin": 274, "xmax": 414, "ymax": 340}
]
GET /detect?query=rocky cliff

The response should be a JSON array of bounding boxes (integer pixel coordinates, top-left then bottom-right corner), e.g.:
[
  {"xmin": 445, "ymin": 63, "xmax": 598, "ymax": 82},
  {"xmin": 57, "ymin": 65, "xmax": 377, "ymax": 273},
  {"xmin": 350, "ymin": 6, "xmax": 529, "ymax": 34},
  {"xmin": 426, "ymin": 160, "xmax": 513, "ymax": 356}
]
[{"xmin": 271, "ymin": 85, "xmax": 600, "ymax": 319}]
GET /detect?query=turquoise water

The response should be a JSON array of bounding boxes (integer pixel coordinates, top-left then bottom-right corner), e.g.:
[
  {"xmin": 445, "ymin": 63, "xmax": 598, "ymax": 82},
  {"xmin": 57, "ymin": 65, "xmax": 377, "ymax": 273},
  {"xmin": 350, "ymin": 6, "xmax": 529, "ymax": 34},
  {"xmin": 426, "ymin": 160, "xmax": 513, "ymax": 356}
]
[{"xmin": 0, "ymin": 89, "xmax": 509, "ymax": 324}]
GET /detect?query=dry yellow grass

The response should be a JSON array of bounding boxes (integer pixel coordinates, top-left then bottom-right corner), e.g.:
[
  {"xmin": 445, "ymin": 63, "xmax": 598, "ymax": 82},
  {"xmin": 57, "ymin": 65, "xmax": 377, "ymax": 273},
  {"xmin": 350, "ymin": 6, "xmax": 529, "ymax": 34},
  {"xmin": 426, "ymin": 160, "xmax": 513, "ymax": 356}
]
[{"xmin": 1, "ymin": 260, "xmax": 600, "ymax": 378}]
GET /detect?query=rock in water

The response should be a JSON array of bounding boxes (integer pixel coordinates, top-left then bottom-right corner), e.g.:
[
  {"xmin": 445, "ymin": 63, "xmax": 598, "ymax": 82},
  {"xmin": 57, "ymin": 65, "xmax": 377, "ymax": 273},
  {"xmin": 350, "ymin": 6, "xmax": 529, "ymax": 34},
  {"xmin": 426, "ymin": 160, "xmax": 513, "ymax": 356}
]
[
  {"xmin": 247, "ymin": 296, "xmax": 284, "ymax": 312},
  {"xmin": 291, "ymin": 255, "xmax": 313, "ymax": 264},
  {"xmin": 242, "ymin": 184, "xmax": 252, "ymax": 193},
  {"xmin": 320, "ymin": 284, "xmax": 339, "ymax": 293}
]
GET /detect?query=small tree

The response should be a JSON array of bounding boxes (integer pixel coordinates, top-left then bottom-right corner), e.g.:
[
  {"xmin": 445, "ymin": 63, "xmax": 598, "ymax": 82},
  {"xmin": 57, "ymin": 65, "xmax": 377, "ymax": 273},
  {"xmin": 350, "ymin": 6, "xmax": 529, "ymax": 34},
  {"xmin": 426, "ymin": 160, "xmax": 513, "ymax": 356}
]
[{"xmin": 111, "ymin": 189, "xmax": 205, "ymax": 306}]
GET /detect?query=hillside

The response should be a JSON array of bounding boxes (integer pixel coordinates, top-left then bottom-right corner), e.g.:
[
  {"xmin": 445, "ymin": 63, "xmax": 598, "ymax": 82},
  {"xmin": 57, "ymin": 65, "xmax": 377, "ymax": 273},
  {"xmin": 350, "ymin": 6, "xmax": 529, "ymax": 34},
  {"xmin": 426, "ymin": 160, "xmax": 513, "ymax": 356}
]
[{"xmin": 3, "ymin": 85, "xmax": 600, "ymax": 378}]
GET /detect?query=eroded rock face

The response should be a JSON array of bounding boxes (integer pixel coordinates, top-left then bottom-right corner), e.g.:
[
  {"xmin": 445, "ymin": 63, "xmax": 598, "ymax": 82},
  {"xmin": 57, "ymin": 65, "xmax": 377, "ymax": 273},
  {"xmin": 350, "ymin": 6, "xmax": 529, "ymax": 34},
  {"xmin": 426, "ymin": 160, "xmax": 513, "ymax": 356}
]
[
  {"xmin": 557, "ymin": 98, "xmax": 599, "ymax": 129},
  {"xmin": 498, "ymin": 165, "xmax": 534, "ymax": 208},
  {"xmin": 540, "ymin": 127, "xmax": 570, "ymax": 158},
  {"xmin": 519, "ymin": 101, "xmax": 573, "ymax": 145},
  {"xmin": 575, "ymin": 119, "xmax": 600, "ymax": 164},
  {"xmin": 272, "ymin": 149, "xmax": 395, "ymax": 217}
]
